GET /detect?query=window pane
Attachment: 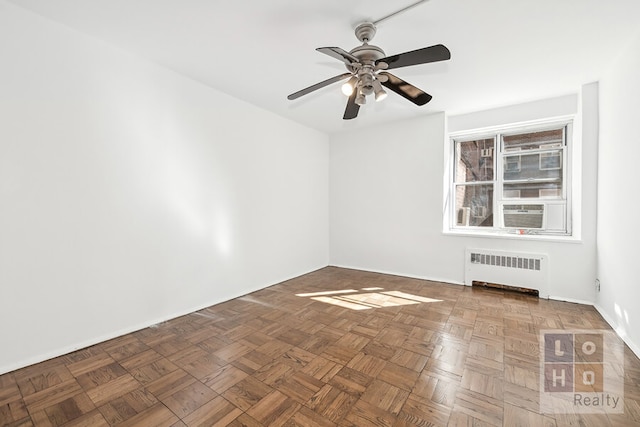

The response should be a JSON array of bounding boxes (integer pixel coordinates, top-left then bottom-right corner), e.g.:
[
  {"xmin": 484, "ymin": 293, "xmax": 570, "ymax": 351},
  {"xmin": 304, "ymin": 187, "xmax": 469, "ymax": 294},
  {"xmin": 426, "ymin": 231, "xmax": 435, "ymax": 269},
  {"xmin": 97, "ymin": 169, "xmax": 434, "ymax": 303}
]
[
  {"xmin": 455, "ymin": 184, "xmax": 493, "ymax": 227},
  {"xmin": 503, "ymin": 151, "xmax": 562, "ymax": 181},
  {"xmin": 503, "ymin": 128, "xmax": 563, "ymax": 151},
  {"xmin": 456, "ymin": 139, "xmax": 494, "ymax": 182},
  {"xmin": 504, "ymin": 181, "xmax": 562, "ymax": 198}
]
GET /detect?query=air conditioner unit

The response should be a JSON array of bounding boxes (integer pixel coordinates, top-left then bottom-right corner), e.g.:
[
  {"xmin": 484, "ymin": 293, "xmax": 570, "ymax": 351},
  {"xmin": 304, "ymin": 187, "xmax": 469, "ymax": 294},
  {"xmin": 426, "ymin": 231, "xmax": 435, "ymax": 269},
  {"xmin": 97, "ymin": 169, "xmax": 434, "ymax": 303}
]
[
  {"xmin": 503, "ymin": 204, "xmax": 544, "ymax": 229},
  {"xmin": 457, "ymin": 207, "xmax": 470, "ymax": 226}
]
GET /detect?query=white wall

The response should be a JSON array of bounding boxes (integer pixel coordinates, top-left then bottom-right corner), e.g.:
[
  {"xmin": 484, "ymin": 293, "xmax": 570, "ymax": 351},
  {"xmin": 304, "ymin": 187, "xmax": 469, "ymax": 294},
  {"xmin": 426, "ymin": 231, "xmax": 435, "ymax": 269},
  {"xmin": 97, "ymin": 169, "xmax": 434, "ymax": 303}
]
[
  {"xmin": 0, "ymin": 2, "xmax": 329, "ymax": 374},
  {"xmin": 330, "ymin": 87, "xmax": 599, "ymax": 304},
  {"xmin": 596, "ymin": 33, "xmax": 640, "ymax": 356}
]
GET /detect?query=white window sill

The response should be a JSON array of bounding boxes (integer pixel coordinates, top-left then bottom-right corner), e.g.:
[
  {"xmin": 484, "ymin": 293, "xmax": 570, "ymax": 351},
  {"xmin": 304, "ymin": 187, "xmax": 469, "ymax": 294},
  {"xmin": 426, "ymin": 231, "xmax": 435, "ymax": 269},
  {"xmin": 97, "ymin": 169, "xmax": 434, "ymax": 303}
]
[{"xmin": 443, "ymin": 228, "xmax": 582, "ymax": 243}]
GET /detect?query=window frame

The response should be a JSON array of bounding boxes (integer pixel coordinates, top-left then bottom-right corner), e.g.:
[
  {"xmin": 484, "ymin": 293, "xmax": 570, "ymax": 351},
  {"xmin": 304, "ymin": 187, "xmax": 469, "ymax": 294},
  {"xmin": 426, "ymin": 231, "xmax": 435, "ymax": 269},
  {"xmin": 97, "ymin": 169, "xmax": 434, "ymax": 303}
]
[{"xmin": 447, "ymin": 119, "xmax": 573, "ymax": 237}]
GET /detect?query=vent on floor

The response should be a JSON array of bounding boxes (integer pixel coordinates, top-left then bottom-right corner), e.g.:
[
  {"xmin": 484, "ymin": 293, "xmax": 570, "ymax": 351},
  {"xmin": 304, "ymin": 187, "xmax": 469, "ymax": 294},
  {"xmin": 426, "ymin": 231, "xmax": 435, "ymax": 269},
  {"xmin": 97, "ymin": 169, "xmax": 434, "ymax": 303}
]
[
  {"xmin": 471, "ymin": 280, "xmax": 539, "ymax": 296},
  {"xmin": 465, "ymin": 248, "xmax": 549, "ymax": 298}
]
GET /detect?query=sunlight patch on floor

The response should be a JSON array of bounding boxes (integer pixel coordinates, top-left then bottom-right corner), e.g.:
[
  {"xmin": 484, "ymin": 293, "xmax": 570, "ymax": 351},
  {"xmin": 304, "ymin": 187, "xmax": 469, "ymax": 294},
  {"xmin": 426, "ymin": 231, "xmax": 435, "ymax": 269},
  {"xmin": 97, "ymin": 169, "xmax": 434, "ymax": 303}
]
[
  {"xmin": 296, "ymin": 289, "xmax": 358, "ymax": 297},
  {"xmin": 299, "ymin": 288, "xmax": 442, "ymax": 310}
]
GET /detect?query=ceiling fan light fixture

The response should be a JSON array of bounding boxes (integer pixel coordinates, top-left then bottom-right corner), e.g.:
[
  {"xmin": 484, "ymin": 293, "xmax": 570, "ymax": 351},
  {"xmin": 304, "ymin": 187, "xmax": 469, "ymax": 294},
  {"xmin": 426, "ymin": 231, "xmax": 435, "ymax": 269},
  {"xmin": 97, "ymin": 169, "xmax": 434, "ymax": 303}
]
[
  {"xmin": 373, "ymin": 79, "xmax": 387, "ymax": 102},
  {"xmin": 341, "ymin": 76, "xmax": 358, "ymax": 96},
  {"xmin": 287, "ymin": 12, "xmax": 451, "ymax": 120}
]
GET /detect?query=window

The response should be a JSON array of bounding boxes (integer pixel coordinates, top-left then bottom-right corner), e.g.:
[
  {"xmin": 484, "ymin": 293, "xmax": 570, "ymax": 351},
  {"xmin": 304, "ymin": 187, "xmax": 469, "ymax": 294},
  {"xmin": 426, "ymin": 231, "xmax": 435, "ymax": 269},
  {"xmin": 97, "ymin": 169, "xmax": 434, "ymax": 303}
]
[{"xmin": 449, "ymin": 121, "xmax": 571, "ymax": 236}]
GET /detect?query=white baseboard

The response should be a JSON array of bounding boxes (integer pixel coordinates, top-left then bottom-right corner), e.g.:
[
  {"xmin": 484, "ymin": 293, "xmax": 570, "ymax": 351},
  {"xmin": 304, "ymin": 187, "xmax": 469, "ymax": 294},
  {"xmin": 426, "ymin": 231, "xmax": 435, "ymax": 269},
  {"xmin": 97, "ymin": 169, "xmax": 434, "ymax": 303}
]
[
  {"xmin": 327, "ymin": 263, "xmax": 466, "ymax": 287},
  {"xmin": 547, "ymin": 295, "xmax": 595, "ymax": 306},
  {"xmin": 594, "ymin": 304, "xmax": 640, "ymax": 360}
]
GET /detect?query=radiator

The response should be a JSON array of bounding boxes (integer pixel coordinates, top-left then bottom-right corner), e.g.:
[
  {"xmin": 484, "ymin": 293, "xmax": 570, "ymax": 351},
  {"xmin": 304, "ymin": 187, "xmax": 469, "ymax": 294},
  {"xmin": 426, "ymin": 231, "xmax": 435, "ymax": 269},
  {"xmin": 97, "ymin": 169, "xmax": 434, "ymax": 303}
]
[{"xmin": 464, "ymin": 248, "xmax": 549, "ymax": 297}]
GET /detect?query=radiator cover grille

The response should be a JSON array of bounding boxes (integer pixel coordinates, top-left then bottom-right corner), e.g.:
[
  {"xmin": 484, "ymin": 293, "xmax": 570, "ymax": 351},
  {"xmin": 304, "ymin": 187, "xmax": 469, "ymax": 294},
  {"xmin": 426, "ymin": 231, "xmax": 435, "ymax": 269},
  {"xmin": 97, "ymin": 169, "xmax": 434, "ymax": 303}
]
[
  {"xmin": 465, "ymin": 248, "xmax": 549, "ymax": 297},
  {"xmin": 469, "ymin": 252, "xmax": 541, "ymax": 271}
]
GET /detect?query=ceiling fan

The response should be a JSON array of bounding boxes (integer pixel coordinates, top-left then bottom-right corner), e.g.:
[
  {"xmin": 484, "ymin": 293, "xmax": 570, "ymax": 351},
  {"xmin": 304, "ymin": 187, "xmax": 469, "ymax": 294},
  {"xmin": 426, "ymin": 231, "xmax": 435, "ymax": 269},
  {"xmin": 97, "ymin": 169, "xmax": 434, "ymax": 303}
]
[{"xmin": 287, "ymin": 21, "xmax": 451, "ymax": 120}]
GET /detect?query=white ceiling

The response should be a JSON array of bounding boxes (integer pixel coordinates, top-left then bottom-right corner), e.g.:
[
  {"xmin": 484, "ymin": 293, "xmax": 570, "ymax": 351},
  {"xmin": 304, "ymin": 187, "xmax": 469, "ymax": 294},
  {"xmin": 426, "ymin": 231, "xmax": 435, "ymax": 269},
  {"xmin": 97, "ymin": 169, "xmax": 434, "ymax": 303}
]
[{"xmin": 7, "ymin": 0, "xmax": 640, "ymax": 134}]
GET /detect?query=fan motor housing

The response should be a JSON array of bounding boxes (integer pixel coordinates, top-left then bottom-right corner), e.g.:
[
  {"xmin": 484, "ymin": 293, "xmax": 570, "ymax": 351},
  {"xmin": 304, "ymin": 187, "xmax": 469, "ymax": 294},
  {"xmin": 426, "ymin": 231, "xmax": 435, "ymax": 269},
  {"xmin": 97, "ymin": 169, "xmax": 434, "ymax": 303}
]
[{"xmin": 347, "ymin": 44, "xmax": 385, "ymax": 72}]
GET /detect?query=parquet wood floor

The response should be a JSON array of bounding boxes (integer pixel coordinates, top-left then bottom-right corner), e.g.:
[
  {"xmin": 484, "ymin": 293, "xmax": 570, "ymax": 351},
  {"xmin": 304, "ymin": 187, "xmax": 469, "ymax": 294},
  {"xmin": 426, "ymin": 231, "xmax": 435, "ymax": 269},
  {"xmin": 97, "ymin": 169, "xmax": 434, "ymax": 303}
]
[{"xmin": 2, "ymin": 267, "xmax": 640, "ymax": 426}]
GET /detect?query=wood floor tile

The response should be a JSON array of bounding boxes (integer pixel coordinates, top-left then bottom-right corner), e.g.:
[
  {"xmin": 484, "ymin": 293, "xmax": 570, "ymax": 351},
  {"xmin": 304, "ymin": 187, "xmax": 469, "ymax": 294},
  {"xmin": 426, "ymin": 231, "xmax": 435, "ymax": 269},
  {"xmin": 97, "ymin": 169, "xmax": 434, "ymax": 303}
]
[
  {"xmin": 118, "ymin": 349, "xmax": 164, "ymax": 371},
  {"xmin": 340, "ymin": 399, "xmax": 396, "ymax": 427},
  {"xmin": 284, "ymin": 405, "xmax": 337, "ymax": 427},
  {"xmin": 376, "ymin": 362, "xmax": 420, "ymax": 391},
  {"xmin": 468, "ymin": 337, "xmax": 503, "ymax": 364},
  {"xmin": 212, "ymin": 342, "xmax": 253, "ymax": 364},
  {"xmin": 145, "ymin": 369, "xmax": 196, "ymax": 401},
  {"xmin": 182, "ymin": 395, "xmax": 241, "ymax": 426},
  {"xmin": 320, "ymin": 345, "xmax": 361, "ymax": 366},
  {"xmin": 31, "ymin": 392, "xmax": 96, "ymax": 426},
  {"xmin": 359, "ymin": 379, "xmax": 409, "ymax": 415},
  {"xmin": 275, "ymin": 371, "xmax": 325, "ymax": 404},
  {"xmin": 61, "ymin": 410, "xmax": 110, "ymax": 427},
  {"xmin": 84, "ymin": 374, "xmax": 140, "ymax": 407},
  {"xmin": 239, "ymin": 331, "xmax": 273, "ymax": 349},
  {"xmin": 460, "ymin": 367, "xmax": 503, "ymax": 400},
  {"xmin": 75, "ymin": 362, "xmax": 128, "ymax": 390},
  {"xmin": 345, "ymin": 353, "xmax": 387, "ymax": 378},
  {"xmin": 252, "ymin": 360, "xmax": 294, "ymax": 388},
  {"xmin": 2, "ymin": 267, "xmax": 639, "ymax": 427},
  {"xmin": 246, "ymin": 390, "xmax": 301, "ymax": 427},
  {"xmin": 102, "ymin": 336, "xmax": 150, "ymax": 361},
  {"xmin": 473, "ymin": 318, "xmax": 505, "ymax": 341},
  {"xmin": 502, "ymin": 382, "xmax": 540, "ymax": 414},
  {"xmin": 361, "ymin": 340, "xmax": 397, "ymax": 360},
  {"xmin": 15, "ymin": 364, "xmax": 74, "ymax": 397},
  {"xmin": 395, "ymin": 394, "xmax": 451, "ymax": 427},
  {"xmin": 128, "ymin": 357, "xmax": 179, "ymax": 386},
  {"xmin": 116, "ymin": 403, "xmax": 180, "ymax": 427},
  {"xmin": 0, "ymin": 398, "xmax": 29, "ymax": 426},
  {"xmin": 98, "ymin": 388, "xmax": 158, "ymax": 425},
  {"xmin": 159, "ymin": 380, "xmax": 217, "ymax": 419},
  {"xmin": 65, "ymin": 352, "xmax": 115, "ymax": 378},
  {"xmin": 202, "ymin": 364, "xmax": 248, "ymax": 394},
  {"xmin": 222, "ymin": 376, "xmax": 273, "ymax": 411},
  {"xmin": 328, "ymin": 366, "xmax": 372, "ymax": 395},
  {"xmin": 231, "ymin": 349, "xmax": 273, "ymax": 375},
  {"xmin": 307, "ymin": 384, "xmax": 358, "ymax": 423},
  {"xmin": 278, "ymin": 346, "xmax": 316, "ymax": 370},
  {"xmin": 0, "ymin": 374, "xmax": 20, "ymax": 406},
  {"xmin": 255, "ymin": 339, "xmax": 293, "ymax": 359},
  {"xmin": 22, "ymin": 379, "xmax": 83, "ymax": 413},
  {"xmin": 504, "ymin": 363, "xmax": 538, "ymax": 390},
  {"xmin": 389, "ymin": 349, "xmax": 428, "ymax": 372},
  {"xmin": 412, "ymin": 372, "xmax": 459, "ymax": 407},
  {"xmin": 444, "ymin": 321, "xmax": 475, "ymax": 341},
  {"xmin": 374, "ymin": 328, "xmax": 408, "ymax": 348},
  {"xmin": 453, "ymin": 389, "xmax": 503, "ymax": 426},
  {"xmin": 301, "ymin": 356, "xmax": 342, "ymax": 382},
  {"xmin": 225, "ymin": 413, "xmax": 263, "ymax": 427},
  {"xmin": 196, "ymin": 335, "xmax": 233, "ymax": 354},
  {"xmin": 168, "ymin": 347, "xmax": 225, "ymax": 380}
]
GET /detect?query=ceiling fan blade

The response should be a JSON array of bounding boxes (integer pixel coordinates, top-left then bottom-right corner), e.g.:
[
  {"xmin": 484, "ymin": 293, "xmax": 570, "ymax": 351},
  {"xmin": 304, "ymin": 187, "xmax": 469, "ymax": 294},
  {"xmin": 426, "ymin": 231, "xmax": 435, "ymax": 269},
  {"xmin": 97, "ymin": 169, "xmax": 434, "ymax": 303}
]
[
  {"xmin": 343, "ymin": 90, "xmax": 360, "ymax": 120},
  {"xmin": 317, "ymin": 47, "xmax": 359, "ymax": 66},
  {"xmin": 287, "ymin": 73, "xmax": 352, "ymax": 100},
  {"xmin": 377, "ymin": 44, "xmax": 451, "ymax": 70},
  {"xmin": 379, "ymin": 72, "xmax": 432, "ymax": 106}
]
